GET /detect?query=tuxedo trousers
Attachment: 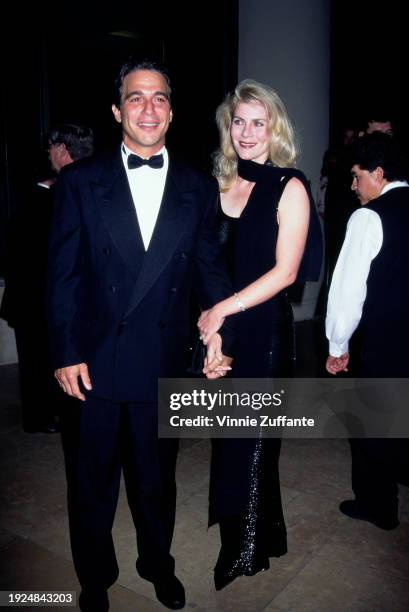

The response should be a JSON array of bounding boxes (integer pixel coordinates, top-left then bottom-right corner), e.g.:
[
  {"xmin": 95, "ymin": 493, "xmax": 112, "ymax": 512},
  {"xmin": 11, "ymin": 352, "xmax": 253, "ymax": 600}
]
[
  {"xmin": 60, "ymin": 396, "xmax": 179, "ymax": 589},
  {"xmin": 14, "ymin": 325, "xmax": 59, "ymax": 429}
]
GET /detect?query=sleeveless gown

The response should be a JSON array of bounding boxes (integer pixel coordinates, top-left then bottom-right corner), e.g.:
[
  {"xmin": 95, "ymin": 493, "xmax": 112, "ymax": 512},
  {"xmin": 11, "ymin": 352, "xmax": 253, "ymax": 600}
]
[{"xmin": 209, "ymin": 157, "xmax": 322, "ymax": 589}]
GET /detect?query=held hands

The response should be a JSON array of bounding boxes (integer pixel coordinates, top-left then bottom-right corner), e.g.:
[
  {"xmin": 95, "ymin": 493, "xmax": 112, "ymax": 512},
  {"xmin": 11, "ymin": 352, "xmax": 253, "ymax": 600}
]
[
  {"xmin": 202, "ymin": 332, "xmax": 233, "ymax": 380},
  {"xmin": 54, "ymin": 362, "xmax": 92, "ymax": 401},
  {"xmin": 198, "ymin": 306, "xmax": 225, "ymax": 345},
  {"xmin": 326, "ymin": 353, "xmax": 349, "ymax": 375}
]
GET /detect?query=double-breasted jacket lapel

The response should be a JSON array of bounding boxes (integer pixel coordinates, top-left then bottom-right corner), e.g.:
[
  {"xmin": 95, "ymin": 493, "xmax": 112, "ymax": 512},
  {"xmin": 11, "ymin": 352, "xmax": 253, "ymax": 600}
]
[
  {"xmin": 90, "ymin": 149, "xmax": 145, "ymax": 281},
  {"xmin": 123, "ymin": 157, "xmax": 195, "ymax": 317},
  {"xmin": 89, "ymin": 151, "xmax": 197, "ymax": 318}
]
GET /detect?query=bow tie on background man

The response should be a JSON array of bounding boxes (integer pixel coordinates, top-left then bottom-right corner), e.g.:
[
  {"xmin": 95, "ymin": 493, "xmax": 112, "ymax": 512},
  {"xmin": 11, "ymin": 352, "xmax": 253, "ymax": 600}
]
[{"xmin": 127, "ymin": 153, "xmax": 164, "ymax": 170}]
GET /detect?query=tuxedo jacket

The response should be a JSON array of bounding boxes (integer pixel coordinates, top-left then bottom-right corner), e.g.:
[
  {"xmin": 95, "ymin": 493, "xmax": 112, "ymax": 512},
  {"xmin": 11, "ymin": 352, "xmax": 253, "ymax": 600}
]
[
  {"xmin": 48, "ymin": 148, "xmax": 233, "ymax": 402},
  {"xmin": 1, "ymin": 182, "xmax": 54, "ymax": 328}
]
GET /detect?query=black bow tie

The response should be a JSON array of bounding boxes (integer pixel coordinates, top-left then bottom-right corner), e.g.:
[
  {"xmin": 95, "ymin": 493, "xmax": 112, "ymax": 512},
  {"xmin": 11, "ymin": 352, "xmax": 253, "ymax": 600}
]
[{"xmin": 127, "ymin": 153, "xmax": 164, "ymax": 170}]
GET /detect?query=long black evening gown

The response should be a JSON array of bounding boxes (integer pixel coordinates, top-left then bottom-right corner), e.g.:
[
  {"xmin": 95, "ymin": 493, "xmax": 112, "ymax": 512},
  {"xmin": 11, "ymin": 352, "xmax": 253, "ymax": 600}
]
[{"xmin": 209, "ymin": 157, "xmax": 322, "ymax": 589}]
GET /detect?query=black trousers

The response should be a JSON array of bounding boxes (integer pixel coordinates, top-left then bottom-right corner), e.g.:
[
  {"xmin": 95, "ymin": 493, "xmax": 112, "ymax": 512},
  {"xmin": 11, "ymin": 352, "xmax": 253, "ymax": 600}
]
[
  {"xmin": 350, "ymin": 355, "xmax": 409, "ymax": 511},
  {"xmin": 14, "ymin": 325, "xmax": 59, "ymax": 430},
  {"xmin": 349, "ymin": 438, "xmax": 408, "ymax": 512},
  {"xmin": 60, "ymin": 396, "xmax": 179, "ymax": 590}
]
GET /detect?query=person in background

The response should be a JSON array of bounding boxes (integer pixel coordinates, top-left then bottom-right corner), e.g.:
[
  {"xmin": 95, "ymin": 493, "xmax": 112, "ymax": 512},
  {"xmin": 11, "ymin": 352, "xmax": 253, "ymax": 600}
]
[
  {"xmin": 0, "ymin": 123, "xmax": 94, "ymax": 433},
  {"xmin": 326, "ymin": 132, "xmax": 409, "ymax": 530},
  {"xmin": 317, "ymin": 125, "xmax": 358, "ymax": 220},
  {"xmin": 359, "ymin": 113, "xmax": 393, "ymax": 137},
  {"xmin": 321, "ymin": 124, "xmax": 360, "ymax": 290}
]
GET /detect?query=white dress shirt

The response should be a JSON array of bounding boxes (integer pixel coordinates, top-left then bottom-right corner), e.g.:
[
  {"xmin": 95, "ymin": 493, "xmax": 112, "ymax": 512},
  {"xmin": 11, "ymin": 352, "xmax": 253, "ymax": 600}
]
[
  {"xmin": 121, "ymin": 144, "xmax": 169, "ymax": 250},
  {"xmin": 326, "ymin": 181, "xmax": 409, "ymax": 356}
]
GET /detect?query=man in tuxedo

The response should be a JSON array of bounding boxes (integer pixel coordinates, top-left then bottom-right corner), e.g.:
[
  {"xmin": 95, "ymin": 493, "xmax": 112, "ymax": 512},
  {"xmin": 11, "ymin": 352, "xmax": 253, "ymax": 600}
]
[
  {"xmin": 325, "ymin": 132, "xmax": 409, "ymax": 530},
  {"xmin": 48, "ymin": 60, "xmax": 233, "ymax": 611}
]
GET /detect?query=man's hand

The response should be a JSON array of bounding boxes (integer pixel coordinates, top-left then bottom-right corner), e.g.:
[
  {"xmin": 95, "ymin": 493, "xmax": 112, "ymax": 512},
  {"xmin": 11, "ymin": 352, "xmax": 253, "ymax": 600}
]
[
  {"xmin": 326, "ymin": 353, "xmax": 349, "ymax": 375},
  {"xmin": 54, "ymin": 362, "xmax": 92, "ymax": 401},
  {"xmin": 202, "ymin": 333, "xmax": 232, "ymax": 379},
  {"xmin": 198, "ymin": 306, "xmax": 225, "ymax": 345}
]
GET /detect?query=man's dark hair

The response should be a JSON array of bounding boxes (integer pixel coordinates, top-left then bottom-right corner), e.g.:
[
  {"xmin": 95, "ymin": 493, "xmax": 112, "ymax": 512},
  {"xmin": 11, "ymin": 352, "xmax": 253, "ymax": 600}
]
[
  {"xmin": 48, "ymin": 124, "xmax": 94, "ymax": 161},
  {"xmin": 113, "ymin": 58, "xmax": 171, "ymax": 108},
  {"xmin": 350, "ymin": 133, "xmax": 407, "ymax": 181},
  {"xmin": 366, "ymin": 110, "xmax": 393, "ymax": 125}
]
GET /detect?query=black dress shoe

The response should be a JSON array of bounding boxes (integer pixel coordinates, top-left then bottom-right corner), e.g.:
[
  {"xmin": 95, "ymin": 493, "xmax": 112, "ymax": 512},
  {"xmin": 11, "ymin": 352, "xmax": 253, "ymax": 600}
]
[
  {"xmin": 339, "ymin": 499, "xmax": 399, "ymax": 530},
  {"xmin": 23, "ymin": 417, "xmax": 60, "ymax": 434},
  {"xmin": 41, "ymin": 417, "xmax": 60, "ymax": 433},
  {"xmin": 153, "ymin": 575, "xmax": 185, "ymax": 610},
  {"xmin": 78, "ymin": 588, "xmax": 109, "ymax": 611}
]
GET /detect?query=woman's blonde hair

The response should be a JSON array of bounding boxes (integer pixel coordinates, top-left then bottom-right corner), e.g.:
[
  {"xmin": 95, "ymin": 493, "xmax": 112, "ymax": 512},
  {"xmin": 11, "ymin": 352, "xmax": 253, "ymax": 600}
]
[{"xmin": 213, "ymin": 79, "xmax": 298, "ymax": 191}]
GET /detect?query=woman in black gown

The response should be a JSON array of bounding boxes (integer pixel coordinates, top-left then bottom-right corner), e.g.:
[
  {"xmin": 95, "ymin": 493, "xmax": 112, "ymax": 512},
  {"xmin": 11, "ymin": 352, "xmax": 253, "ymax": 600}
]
[{"xmin": 198, "ymin": 80, "xmax": 322, "ymax": 590}]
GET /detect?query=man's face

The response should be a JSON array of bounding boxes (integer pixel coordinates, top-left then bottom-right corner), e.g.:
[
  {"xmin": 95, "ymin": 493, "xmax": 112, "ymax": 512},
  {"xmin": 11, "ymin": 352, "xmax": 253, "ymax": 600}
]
[
  {"xmin": 343, "ymin": 128, "xmax": 355, "ymax": 146},
  {"xmin": 48, "ymin": 142, "xmax": 65, "ymax": 172},
  {"xmin": 112, "ymin": 70, "xmax": 172, "ymax": 157},
  {"xmin": 351, "ymin": 164, "xmax": 384, "ymax": 204},
  {"xmin": 366, "ymin": 120, "xmax": 393, "ymax": 136}
]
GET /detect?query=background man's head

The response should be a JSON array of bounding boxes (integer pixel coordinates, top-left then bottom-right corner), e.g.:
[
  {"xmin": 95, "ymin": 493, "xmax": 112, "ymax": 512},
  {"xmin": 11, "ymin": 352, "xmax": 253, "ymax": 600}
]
[
  {"xmin": 350, "ymin": 132, "xmax": 406, "ymax": 204},
  {"xmin": 343, "ymin": 126, "xmax": 357, "ymax": 146},
  {"xmin": 48, "ymin": 124, "xmax": 94, "ymax": 172},
  {"xmin": 364, "ymin": 111, "xmax": 393, "ymax": 136},
  {"xmin": 366, "ymin": 120, "xmax": 393, "ymax": 135}
]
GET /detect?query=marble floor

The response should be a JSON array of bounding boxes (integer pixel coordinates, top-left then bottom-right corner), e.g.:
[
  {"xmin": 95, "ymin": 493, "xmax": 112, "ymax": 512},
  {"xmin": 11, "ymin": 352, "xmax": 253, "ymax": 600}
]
[{"xmin": 1, "ymin": 343, "xmax": 408, "ymax": 611}]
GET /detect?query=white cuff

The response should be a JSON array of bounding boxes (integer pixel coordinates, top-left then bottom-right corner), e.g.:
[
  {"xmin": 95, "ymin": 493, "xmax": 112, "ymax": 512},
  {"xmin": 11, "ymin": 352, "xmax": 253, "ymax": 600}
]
[{"xmin": 329, "ymin": 340, "xmax": 349, "ymax": 357}]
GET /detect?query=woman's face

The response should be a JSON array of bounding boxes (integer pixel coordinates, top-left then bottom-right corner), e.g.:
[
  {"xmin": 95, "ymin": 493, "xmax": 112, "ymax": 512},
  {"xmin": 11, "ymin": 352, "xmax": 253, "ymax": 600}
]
[{"xmin": 230, "ymin": 101, "xmax": 270, "ymax": 164}]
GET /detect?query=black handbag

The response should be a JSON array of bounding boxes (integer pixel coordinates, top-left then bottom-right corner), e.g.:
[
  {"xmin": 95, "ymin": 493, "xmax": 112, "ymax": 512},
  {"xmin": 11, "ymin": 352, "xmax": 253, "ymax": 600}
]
[{"xmin": 187, "ymin": 339, "xmax": 206, "ymax": 375}]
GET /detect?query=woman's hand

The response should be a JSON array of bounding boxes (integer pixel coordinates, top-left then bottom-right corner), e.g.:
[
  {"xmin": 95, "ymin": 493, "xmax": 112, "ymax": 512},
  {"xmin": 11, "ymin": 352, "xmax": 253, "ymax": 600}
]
[
  {"xmin": 203, "ymin": 333, "xmax": 233, "ymax": 379},
  {"xmin": 198, "ymin": 306, "xmax": 225, "ymax": 345}
]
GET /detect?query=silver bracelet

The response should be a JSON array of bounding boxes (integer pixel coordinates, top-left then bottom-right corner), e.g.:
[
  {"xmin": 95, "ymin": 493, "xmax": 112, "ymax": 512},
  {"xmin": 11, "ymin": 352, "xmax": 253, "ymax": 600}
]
[{"xmin": 234, "ymin": 292, "xmax": 246, "ymax": 312}]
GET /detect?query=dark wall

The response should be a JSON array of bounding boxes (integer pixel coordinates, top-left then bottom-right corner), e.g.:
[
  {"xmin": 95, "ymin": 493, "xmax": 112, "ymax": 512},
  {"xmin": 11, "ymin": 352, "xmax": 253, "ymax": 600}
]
[{"xmin": 330, "ymin": 0, "xmax": 408, "ymax": 145}]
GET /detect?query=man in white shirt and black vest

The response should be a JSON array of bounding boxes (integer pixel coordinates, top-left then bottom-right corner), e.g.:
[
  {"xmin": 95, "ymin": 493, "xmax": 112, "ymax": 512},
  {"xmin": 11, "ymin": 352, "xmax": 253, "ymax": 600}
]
[{"xmin": 325, "ymin": 132, "xmax": 409, "ymax": 531}]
